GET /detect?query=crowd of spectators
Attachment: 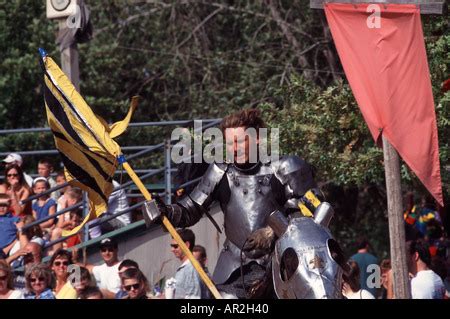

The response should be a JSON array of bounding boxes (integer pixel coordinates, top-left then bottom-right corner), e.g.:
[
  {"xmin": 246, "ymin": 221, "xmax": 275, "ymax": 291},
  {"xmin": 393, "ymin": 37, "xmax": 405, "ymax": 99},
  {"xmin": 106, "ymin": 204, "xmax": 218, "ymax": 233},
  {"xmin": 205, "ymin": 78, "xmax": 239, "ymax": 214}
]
[{"xmin": 1, "ymin": 152, "xmax": 448, "ymax": 300}]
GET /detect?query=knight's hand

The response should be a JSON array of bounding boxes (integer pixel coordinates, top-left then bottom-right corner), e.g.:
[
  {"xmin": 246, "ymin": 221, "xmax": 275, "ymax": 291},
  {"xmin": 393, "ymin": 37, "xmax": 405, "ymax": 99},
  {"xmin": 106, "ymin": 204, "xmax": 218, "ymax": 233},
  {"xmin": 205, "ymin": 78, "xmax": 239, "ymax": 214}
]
[
  {"xmin": 142, "ymin": 195, "xmax": 168, "ymax": 227},
  {"xmin": 242, "ymin": 226, "xmax": 275, "ymax": 259}
]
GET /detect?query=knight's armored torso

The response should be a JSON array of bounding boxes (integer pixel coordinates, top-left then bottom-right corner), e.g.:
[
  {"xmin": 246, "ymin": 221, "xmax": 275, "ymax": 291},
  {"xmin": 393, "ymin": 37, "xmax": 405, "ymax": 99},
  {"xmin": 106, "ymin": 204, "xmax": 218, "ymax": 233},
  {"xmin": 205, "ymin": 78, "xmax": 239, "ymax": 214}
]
[
  {"xmin": 219, "ymin": 162, "xmax": 284, "ymax": 249},
  {"xmin": 175, "ymin": 155, "xmax": 317, "ymax": 284}
]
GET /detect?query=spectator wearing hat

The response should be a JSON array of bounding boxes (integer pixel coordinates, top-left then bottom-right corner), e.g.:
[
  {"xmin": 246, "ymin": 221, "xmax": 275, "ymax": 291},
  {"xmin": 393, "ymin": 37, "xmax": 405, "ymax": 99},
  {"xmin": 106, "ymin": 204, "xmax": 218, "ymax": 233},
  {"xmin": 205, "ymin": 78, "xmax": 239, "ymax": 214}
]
[
  {"xmin": 85, "ymin": 238, "xmax": 122, "ymax": 299},
  {"xmin": 2, "ymin": 153, "xmax": 33, "ymax": 188},
  {"xmin": 4, "ymin": 164, "xmax": 32, "ymax": 217}
]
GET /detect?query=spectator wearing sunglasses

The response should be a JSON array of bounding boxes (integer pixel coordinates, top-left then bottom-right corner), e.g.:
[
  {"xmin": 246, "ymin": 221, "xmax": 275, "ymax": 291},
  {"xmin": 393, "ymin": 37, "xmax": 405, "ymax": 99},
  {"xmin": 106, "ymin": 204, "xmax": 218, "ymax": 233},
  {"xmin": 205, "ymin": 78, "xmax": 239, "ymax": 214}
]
[
  {"xmin": 11, "ymin": 242, "xmax": 42, "ymax": 292},
  {"xmin": 4, "ymin": 164, "xmax": 32, "ymax": 217},
  {"xmin": 120, "ymin": 268, "xmax": 150, "ymax": 299},
  {"xmin": 168, "ymin": 228, "xmax": 209, "ymax": 299},
  {"xmin": 50, "ymin": 248, "xmax": 77, "ymax": 299},
  {"xmin": 24, "ymin": 263, "xmax": 55, "ymax": 299},
  {"xmin": 116, "ymin": 259, "xmax": 140, "ymax": 299},
  {"xmin": 2, "ymin": 153, "xmax": 33, "ymax": 188},
  {"xmin": 86, "ymin": 238, "xmax": 122, "ymax": 299}
]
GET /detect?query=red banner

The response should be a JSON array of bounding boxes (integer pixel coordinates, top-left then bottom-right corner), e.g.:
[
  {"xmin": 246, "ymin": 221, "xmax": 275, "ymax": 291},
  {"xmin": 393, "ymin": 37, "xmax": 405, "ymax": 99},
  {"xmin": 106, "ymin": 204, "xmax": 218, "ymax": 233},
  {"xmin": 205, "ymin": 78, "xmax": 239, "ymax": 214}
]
[{"xmin": 325, "ymin": 3, "xmax": 443, "ymax": 206}]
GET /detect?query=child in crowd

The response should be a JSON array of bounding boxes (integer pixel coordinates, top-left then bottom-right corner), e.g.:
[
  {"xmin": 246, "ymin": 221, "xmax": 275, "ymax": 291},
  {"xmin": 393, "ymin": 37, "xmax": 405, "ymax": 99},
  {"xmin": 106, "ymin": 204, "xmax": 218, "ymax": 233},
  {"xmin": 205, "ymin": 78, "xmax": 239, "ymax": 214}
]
[
  {"xmin": 49, "ymin": 188, "xmax": 83, "ymax": 254},
  {"xmin": 37, "ymin": 159, "xmax": 58, "ymax": 201},
  {"xmin": 64, "ymin": 209, "xmax": 83, "ymax": 248},
  {"xmin": 31, "ymin": 177, "xmax": 57, "ymax": 234},
  {"xmin": 55, "ymin": 171, "xmax": 71, "ymax": 212},
  {"xmin": 56, "ymin": 187, "xmax": 82, "ymax": 230}
]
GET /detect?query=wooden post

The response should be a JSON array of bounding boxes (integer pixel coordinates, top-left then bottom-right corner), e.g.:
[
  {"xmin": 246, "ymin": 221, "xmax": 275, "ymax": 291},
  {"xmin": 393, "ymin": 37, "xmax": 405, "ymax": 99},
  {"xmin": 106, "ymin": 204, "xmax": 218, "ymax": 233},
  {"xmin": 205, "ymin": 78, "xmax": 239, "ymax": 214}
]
[
  {"xmin": 58, "ymin": 20, "xmax": 80, "ymax": 91},
  {"xmin": 310, "ymin": 0, "xmax": 445, "ymax": 299},
  {"xmin": 382, "ymin": 136, "xmax": 411, "ymax": 299}
]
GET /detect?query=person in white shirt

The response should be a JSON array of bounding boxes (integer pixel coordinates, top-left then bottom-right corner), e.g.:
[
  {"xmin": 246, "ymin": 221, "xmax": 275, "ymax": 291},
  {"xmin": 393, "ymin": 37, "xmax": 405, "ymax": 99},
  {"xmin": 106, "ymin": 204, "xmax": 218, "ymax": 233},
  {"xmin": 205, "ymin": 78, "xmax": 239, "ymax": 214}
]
[
  {"xmin": 88, "ymin": 180, "xmax": 131, "ymax": 239},
  {"xmin": 108, "ymin": 180, "xmax": 131, "ymax": 226},
  {"xmin": 342, "ymin": 260, "xmax": 375, "ymax": 299},
  {"xmin": 407, "ymin": 239, "xmax": 445, "ymax": 299},
  {"xmin": 0, "ymin": 260, "xmax": 24, "ymax": 299},
  {"xmin": 85, "ymin": 238, "xmax": 121, "ymax": 299}
]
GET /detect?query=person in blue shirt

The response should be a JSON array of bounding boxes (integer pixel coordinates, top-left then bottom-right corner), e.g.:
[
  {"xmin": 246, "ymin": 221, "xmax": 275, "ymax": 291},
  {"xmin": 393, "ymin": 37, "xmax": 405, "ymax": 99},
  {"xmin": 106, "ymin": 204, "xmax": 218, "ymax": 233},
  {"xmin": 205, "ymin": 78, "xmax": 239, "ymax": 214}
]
[
  {"xmin": 31, "ymin": 177, "xmax": 56, "ymax": 231},
  {"xmin": 168, "ymin": 229, "xmax": 209, "ymax": 299},
  {"xmin": 350, "ymin": 238, "xmax": 378, "ymax": 297},
  {"xmin": 0, "ymin": 194, "xmax": 20, "ymax": 253}
]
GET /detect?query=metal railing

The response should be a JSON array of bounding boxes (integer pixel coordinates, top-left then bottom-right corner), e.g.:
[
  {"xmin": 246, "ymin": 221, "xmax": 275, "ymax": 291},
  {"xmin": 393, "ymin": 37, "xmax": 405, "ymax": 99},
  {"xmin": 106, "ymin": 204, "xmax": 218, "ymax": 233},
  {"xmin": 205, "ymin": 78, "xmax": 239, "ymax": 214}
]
[{"xmin": 2, "ymin": 118, "xmax": 222, "ymax": 260}]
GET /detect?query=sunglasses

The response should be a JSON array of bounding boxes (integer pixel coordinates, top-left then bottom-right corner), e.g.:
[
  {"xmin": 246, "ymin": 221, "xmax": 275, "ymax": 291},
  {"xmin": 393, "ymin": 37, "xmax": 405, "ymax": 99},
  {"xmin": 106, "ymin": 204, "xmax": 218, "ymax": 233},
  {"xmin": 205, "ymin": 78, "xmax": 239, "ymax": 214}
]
[
  {"xmin": 170, "ymin": 244, "xmax": 179, "ymax": 249},
  {"xmin": 0, "ymin": 204, "xmax": 9, "ymax": 208},
  {"xmin": 53, "ymin": 261, "xmax": 69, "ymax": 267},
  {"xmin": 123, "ymin": 283, "xmax": 140, "ymax": 291},
  {"xmin": 0, "ymin": 275, "xmax": 8, "ymax": 281},
  {"xmin": 100, "ymin": 247, "xmax": 115, "ymax": 253},
  {"xmin": 7, "ymin": 173, "xmax": 19, "ymax": 177},
  {"xmin": 30, "ymin": 277, "xmax": 45, "ymax": 283}
]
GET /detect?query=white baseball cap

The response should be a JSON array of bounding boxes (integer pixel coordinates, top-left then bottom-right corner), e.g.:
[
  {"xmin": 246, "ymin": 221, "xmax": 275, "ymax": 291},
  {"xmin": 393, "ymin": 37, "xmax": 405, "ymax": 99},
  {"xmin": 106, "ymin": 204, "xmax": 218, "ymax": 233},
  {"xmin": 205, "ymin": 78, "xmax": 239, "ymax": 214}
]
[{"xmin": 2, "ymin": 153, "xmax": 23, "ymax": 165}]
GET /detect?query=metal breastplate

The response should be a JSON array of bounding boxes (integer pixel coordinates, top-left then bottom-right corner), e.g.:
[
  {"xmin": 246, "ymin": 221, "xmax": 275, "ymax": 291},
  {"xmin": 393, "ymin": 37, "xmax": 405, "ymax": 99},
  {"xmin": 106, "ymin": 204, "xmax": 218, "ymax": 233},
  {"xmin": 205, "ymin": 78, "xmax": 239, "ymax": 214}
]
[
  {"xmin": 212, "ymin": 163, "xmax": 283, "ymax": 285},
  {"xmin": 222, "ymin": 164, "xmax": 280, "ymax": 249}
]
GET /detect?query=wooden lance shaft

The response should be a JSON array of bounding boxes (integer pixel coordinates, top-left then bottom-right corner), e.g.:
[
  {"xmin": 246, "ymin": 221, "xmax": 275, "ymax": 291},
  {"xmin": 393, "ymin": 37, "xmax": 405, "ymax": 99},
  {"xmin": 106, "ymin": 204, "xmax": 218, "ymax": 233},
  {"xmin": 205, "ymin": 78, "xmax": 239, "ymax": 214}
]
[{"xmin": 121, "ymin": 161, "xmax": 223, "ymax": 299}]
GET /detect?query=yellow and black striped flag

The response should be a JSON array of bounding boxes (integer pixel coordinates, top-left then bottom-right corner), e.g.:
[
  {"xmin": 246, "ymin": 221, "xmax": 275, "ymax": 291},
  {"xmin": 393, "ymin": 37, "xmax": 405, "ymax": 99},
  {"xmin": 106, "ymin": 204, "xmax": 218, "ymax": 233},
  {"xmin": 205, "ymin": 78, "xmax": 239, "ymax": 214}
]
[{"xmin": 40, "ymin": 48, "xmax": 137, "ymax": 236}]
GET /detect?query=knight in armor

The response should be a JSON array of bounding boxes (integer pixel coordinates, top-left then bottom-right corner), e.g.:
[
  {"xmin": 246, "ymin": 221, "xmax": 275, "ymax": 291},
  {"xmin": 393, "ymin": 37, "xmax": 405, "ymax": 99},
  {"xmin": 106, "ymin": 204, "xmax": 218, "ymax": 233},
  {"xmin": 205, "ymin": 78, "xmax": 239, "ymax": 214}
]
[{"xmin": 145, "ymin": 109, "xmax": 320, "ymax": 298}]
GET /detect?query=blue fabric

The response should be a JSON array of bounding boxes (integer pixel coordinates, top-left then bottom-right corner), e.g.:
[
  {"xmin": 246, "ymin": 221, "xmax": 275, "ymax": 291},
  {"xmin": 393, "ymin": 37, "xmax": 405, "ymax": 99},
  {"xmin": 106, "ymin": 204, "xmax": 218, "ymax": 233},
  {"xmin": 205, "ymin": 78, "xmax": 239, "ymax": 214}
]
[
  {"xmin": 416, "ymin": 207, "xmax": 440, "ymax": 236},
  {"xmin": 32, "ymin": 198, "xmax": 56, "ymax": 221},
  {"xmin": 174, "ymin": 261, "xmax": 209, "ymax": 299},
  {"xmin": 0, "ymin": 213, "xmax": 19, "ymax": 249},
  {"xmin": 24, "ymin": 288, "xmax": 55, "ymax": 299},
  {"xmin": 115, "ymin": 289, "xmax": 128, "ymax": 299},
  {"xmin": 350, "ymin": 252, "xmax": 379, "ymax": 297}
]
